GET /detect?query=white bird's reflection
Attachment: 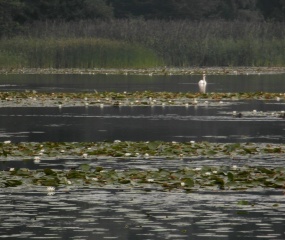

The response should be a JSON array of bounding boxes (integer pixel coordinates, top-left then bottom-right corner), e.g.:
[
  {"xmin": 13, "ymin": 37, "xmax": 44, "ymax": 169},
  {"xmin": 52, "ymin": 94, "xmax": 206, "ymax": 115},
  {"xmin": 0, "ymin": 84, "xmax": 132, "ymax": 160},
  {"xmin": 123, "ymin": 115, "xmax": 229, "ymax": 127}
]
[
  {"xmin": 198, "ymin": 73, "xmax": 207, "ymax": 93},
  {"xmin": 199, "ymin": 84, "xmax": 206, "ymax": 93}
]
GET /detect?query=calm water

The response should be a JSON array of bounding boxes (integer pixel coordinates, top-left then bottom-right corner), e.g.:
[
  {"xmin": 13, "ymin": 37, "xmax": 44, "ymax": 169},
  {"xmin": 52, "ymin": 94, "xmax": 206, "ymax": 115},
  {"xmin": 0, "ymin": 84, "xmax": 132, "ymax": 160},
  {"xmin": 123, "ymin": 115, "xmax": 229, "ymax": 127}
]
[
  {"xmin": 0, "ymin": 188, "xmax": 284, "ymax": 240},
  {"xmin": 0, "ymin": 73, "xmax": 285, "ymax": 93},
  {"xmin": 0, "ymin": 101, "xmax": 284, "ymax": 143},
  {"xmin": 0, "ymin": 73, "xmax": 285, "ymax": 240}
]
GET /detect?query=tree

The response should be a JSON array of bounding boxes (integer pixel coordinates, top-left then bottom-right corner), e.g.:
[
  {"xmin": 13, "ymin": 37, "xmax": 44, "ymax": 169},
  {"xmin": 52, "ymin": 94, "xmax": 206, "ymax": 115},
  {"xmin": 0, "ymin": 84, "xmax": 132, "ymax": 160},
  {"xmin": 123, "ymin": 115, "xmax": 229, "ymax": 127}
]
[
  {"xmin": 0, "ymin": 0, "xmax": 25, "ymax": 36},
  {"xmin": 257, "ymin": 0, "xmax": 285, "ymax": 21},
  {"xmin": 21, "ymin": 0, "xmax": 113, "ymax": 21},
  {"xmin": 84, "ymin": 0, "xmax": 114, "ymax": 19},
  {"xmin": 108, "ymin": 0, "xmax": 221, "ymax": 20}
]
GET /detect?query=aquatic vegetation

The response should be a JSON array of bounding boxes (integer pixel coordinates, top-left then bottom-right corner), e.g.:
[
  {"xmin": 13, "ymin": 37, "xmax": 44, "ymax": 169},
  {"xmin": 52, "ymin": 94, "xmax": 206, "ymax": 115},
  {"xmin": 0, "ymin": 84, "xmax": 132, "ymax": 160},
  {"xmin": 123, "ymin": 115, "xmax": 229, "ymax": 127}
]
[
  {"xmin": 0, "ymin": 91, "xmax": 284, "ymax": 108},
  {"xmin": 0, "ymin": 140, "xmax": 284, "ymax": 190},
  {"xmin": 1, "ymin": 165, "xmax": 285, "ymax": 190},
  {"xmin": 0, "ymin": 141, "xmax": 285, "ymax": 159},
  {"xmin": 0, "ymin": 141, "xmax": 284, "ymax": 191}
]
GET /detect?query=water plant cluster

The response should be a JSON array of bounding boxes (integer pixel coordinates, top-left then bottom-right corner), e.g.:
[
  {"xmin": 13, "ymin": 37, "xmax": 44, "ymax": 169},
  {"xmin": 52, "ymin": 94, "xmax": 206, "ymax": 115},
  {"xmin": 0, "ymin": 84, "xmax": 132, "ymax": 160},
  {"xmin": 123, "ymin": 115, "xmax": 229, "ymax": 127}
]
[
  {"xmin": 0, "ymin": 91, "xmax": 284, "ymax": 108},
  {"xmin": 1, "ymin": 140, "xmax": 283, "ymax": 191},
  {"xmin": 1, "ymin": 141, "xmax": 285, "ymax": 159},
  {"xmin": 2, "ymin": 164, "xmax": 285, "ymax": 191}
]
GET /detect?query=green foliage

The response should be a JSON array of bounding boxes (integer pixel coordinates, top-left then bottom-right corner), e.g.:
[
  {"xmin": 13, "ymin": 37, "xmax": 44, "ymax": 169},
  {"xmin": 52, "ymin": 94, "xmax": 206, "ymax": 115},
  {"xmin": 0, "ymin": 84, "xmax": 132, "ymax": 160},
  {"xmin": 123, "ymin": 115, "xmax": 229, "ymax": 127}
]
[
  {"xmin": 0, "ymin": 0, "xmax": 24, "ymax": 36},
  {"xmin": 0, "ymin": 141, "xmax": 284, "ymax": 190},
  {"xmin": 21, "ymin": 0, "xmax": 113, "ymax": 21},
  {"xmin": 2, "ymin": 0, "xmax": 285, "ymax": 38},
  {"xmin": 109, "ymin": 0, "xmax": 262, "ymax": 21},
  {"xmin": 1, "ymin": 165, "xmax": 285, "ymax": 190},
  {"xmin": 3, "ymin": 20, "xmax": 285, "ymax": 67},
  {"xmin": 237, "ymin": 200, "xmax": 251, "ymax": 206},
  {"xmin": 0, "ymin": 141, "xmax": 284, "ymax": 160},
  {"xmin": 0, "ymin": 37, "xmax": 163, "ymax": 68}
]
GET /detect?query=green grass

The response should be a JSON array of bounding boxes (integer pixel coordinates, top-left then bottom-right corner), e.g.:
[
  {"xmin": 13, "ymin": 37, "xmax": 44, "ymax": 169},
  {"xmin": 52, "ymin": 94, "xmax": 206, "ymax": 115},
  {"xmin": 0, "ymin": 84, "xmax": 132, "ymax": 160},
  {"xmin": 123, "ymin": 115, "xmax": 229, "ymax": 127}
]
[{"xmin": 0, "ymin": 37, "xmax": 163, "ymax": 68}]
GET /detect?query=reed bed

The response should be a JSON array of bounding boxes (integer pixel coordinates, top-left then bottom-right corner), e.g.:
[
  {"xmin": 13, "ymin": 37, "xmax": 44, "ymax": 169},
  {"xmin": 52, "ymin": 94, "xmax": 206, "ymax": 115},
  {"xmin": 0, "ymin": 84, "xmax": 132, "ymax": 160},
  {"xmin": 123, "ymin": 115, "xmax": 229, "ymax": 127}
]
[
  {"xmin": 2, "ymin": 20, "xmax": 285, "ymax": 68},
  {"xmin": 0, "ymin": 37, "xmax": 162, "ymax": 68}
]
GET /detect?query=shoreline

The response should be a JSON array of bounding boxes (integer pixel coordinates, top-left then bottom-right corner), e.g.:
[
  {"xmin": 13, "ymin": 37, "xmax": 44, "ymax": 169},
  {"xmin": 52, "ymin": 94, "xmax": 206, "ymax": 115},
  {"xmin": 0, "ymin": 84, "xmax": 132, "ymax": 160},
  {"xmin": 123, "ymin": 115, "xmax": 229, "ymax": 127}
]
[{"xmin": 1, "ymin": 66, "xmax": 285, "ymax": 75}]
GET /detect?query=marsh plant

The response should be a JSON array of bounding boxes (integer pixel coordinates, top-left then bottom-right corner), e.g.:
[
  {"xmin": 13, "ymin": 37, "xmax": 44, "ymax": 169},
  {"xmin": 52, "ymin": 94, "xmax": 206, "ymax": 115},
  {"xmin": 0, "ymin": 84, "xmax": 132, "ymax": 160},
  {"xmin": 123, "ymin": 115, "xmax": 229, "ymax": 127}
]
[
  {"xmin": 0, "ymin": 37, "xmax": 162, "ymax": 69},
  {"xmin": 2, "ymin": 20, "xmax": 285, "ymax": 68}
]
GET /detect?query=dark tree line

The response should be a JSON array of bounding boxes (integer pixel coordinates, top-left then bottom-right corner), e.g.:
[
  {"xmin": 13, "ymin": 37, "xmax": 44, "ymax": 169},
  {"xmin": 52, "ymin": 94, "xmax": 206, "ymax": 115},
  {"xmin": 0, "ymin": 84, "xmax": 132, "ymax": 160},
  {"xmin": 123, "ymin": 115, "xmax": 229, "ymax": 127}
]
[
  {"xmin": 1, "ymin": 0, "xmax": 285, "ymax": 36},
  {"xmin": 108, "ymin": 0, "xmax": 285, "ymax": 21}
]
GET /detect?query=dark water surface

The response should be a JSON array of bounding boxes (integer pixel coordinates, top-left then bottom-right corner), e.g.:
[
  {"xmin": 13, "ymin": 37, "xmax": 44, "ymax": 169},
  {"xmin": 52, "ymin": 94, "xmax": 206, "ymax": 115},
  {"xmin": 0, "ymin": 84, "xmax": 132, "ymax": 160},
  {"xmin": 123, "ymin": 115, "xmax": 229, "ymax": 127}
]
[
  {"xmin": 0, "ymin": 100, "xmax": 284, "ymax": 143},
  {"xmin": 0, "ymin": 188, "xmax": 285, "ymax": 240},
  {"xmin": 0, "ymin": 73, "xmax": 285, "ymax": 93}
]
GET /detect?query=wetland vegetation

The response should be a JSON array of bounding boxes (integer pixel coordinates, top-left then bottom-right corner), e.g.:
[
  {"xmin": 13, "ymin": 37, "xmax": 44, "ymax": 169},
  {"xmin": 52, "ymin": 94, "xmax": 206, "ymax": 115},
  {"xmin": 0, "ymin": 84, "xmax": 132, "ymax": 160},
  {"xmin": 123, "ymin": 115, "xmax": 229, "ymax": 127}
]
[
  {"xmin": 2, "ymin": 20, "xmax": 285, "ymax": 69},
  {"xmin": 0, "ymin": 91, "xmax": 284, "ymax": 107},
  {"xmin": 1, "ymin": 141, "xmax": 285, "ymax": 190}
]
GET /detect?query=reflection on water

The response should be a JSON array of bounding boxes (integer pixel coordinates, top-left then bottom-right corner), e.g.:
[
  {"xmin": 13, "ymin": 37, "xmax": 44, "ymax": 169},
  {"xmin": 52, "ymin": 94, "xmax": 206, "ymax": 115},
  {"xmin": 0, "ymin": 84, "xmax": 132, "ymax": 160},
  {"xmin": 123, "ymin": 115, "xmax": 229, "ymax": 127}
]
[
  {"xmin": 2, "ymin": 153, "xmax": 285, "ymax": 172},
  {"xmin": 199, "ymin": 83, "xmax": 206, "ymax": 93},
  {"xmin": 198, "ymin": 73, "xmax": 207, "ymax": 93},
  {"xmin": 0, "ymin": 188, "xmax": 284, "ymax": 240},
  {"xmin": 0, "ymin": 100, "xmax": 284, "ymax": 143},
  {"xmin": 0, "ymin": 74, "xmax": 285, "ymax": 93}
]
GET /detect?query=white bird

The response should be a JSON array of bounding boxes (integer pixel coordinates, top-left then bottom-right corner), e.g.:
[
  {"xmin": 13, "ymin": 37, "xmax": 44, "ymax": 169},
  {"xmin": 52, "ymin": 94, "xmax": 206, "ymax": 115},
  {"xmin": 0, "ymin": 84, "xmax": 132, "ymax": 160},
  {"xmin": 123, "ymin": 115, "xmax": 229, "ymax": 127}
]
[{"xmin": 198, "ymin": 74, "xmax": 207, "ymax": 86}]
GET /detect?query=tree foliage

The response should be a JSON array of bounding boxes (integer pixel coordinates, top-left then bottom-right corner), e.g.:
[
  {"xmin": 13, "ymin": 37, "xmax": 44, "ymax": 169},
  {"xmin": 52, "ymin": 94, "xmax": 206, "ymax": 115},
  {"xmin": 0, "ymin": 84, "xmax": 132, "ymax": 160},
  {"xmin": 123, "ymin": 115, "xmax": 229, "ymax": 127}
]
[
  {"xmin": 1, "ymin": 0, "xmax": 285, "ymax": 37},
  {"xmin": 0, "ymin": 0, "xmax": 24, "ymax": 35}
]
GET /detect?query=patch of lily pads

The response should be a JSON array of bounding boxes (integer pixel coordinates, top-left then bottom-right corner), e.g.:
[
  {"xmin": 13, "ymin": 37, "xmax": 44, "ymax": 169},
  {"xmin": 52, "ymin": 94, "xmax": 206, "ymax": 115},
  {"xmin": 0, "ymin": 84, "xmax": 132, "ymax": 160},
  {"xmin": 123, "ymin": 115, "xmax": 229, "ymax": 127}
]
[
  {"xmin": 1, "ymin": 164, "xmax": 285, "ymax": 191},
  {"xmin": 0, "ymin": 91, "xmax": 284, "ymax": 107},
  {"xmin": 0, "ymin": 141, "xmax": 285, "ymax": 190},
  {"xmin": 1, "ymin": 141, "xmax": 285, "ymax": 160}
]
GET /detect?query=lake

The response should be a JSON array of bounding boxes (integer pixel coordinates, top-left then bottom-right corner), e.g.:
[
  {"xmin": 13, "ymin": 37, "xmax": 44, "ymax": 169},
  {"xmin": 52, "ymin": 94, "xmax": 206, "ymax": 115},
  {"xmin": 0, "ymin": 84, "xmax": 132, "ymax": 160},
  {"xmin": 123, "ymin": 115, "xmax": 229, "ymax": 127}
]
[
  {"xmin": 0, "ymin": 74, "xmax": 284, "ymax": 143},
  {"xmin": 0, "ymin": 188, "xmax": 284, "ymax": 240},
  {"xmin": 0, "ymin": 73, "xmax": 285, "ymax": 93},
  {"xmin": 0, "ymin": 101, "xmax": 284, "ymax": 143},
  {"xmin": 0, "ymin": 73, "xmax": 285, "ymax": 240}
]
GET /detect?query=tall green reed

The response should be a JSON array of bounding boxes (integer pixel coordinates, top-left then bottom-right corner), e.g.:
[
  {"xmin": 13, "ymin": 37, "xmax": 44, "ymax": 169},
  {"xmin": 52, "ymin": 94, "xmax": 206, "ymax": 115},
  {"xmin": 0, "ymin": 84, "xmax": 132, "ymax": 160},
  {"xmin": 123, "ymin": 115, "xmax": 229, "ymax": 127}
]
[
  {"xmin": 2, "ymin": 20, "xmax": 285, "ymax": 67},
  {"xmin": 0, "ymin": 37, "xmax": 163, "ymax": 68}
]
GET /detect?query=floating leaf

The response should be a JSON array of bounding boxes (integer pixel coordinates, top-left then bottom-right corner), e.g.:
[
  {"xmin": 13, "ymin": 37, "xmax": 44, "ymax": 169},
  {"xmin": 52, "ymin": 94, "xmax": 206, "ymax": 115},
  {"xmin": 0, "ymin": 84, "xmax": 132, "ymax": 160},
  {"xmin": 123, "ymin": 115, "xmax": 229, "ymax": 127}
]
[
  {"xmin": 2, "ymin": 148, "xmax": 9, "ymax": 157},
  {"xmin": 257, "ymin": 167, "xmax": 274, "ymax": 174},
  {"xmin": 44, "ymin": 168, "xmax": 56, "ymax": 176},
  {"xmin": 79, "ymin": 164, "xmax": 91, "ymax": 172},
  {"xmin": 237, "ymin": 200, "xmax": 251, "ymax": 206},
  {"xmin": 182, "ymin": 178, "xmax": 194, "ymax": 188},
  {"xmin": 4, "ymin": 179, "xmax": 22, "ymax": 187},
  {"xmin": 66, "ymin": 170, "xmax": 85, "ymax": 179},
  {"xmin": 224, "ymin": 143, "xmax": 241, "ymax": 153},
  {"xmin": 37, "ymin": 178, "xmax": 60, "ymax": 186},
  {"xmin": 95, "ymin": 166, "xmax": 104, "ymax": 172},
  {"xmin": 243, "ymin": 148, "xmax": 256, "ymax": 154},
  {"xmin": 227, "ymin": 172, "xmax": 234, "ymax": 182},
  {"xmin": 119, "ymin": 179, "xmax": 130, "ymax": 184},
  {"xmin": 147, "ymin": 141, "xmax": 161, "ymax": 151},
  {"xmin": 14, "ymin": 168, "xmax": 30, "ymax": 176}
]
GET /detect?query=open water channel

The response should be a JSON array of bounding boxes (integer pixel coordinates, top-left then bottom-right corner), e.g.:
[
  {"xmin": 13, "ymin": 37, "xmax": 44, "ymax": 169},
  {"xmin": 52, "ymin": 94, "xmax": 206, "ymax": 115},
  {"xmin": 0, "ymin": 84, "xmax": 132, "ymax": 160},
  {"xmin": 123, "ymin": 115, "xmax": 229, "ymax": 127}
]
[{"xmin": 0, "ymin": 73, "xmax": 284, "ymax": 239}]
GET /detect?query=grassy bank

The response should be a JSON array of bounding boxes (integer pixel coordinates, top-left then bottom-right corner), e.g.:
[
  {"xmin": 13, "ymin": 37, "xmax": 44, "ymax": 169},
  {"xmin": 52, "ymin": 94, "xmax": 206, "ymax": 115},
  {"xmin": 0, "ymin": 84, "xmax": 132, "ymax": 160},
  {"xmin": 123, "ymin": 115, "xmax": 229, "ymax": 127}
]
[{"xmin": 0, "ymin": 37, "xmax": 163, "ymax": 69}]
